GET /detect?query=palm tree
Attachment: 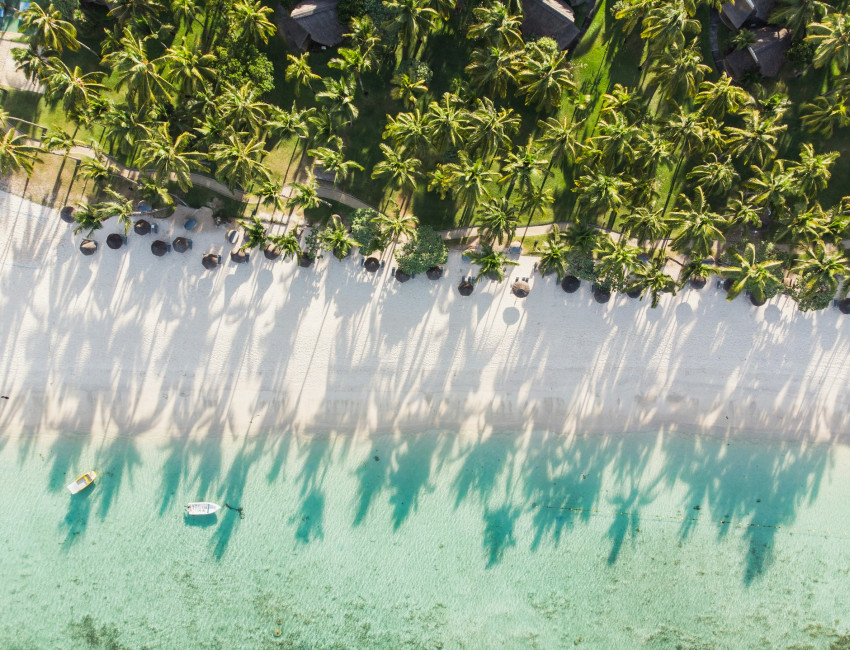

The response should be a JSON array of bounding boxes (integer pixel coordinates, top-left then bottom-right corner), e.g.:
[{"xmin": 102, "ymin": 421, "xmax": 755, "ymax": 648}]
[
  {"xmin": 383, "ymin": 0, "xmax": 439, "ymax": 58},
  {"xmin": 108, "ymin": 0, "xmax": 166, "ymax": 30},
  {"xmin": 43, "ymin": 128, "xmax": 79, "ymax": 166},
  {"xmin": 498, "ymin": 144, "xmax": 545, "ymax": 200},
  {"xmin": 161, "ymin": 45, "xmax": 216, "ymax": 96},
  {"xmin": 465, "ymin": 46, "xmax": 517, "ymax": 98},
  {"xmin": 78, "ymin": 145, "xmax": 115, "ymax": 196},
  {"xmin": 477, "ymin": 197, "xmax": 519, "ymax": 246},
  {"xmin": 103, "ymin": 28, "xmax": 174, "ymax": 108},
  {"xmin": 441, "ymin": 151, "xmax": 497, "ymax": 220},
  {"xmin": 724, "ymin": 109, "xmax": 786, "ymax": 165},
  {"xmin": 137, "ymin": 128, "xmax": 201, "ymax": 192},
  {"xmin": 467, "ymin": 244, "xmax": 519, "ymax": 282},
  {"xmin": 96, "ymin": 188, "xmax": 135, "ymax": 234},
  {"xmin": 600, "ymin": 84, "xmax": 646, "ymax": 123},
  {"xmin": 640, "ymin": 1, "xmax": 701, "ymax": 54},
  {"xmin": 220, "ymin": 83, "xmax": 272, "ymax": 135},
  {"xmin": 743, "ymin": 160, "xmax": 797, "ymax": 213},
  {"xmin": 777, "ymin": 204, "xmax": 829, "ymax": 249},
  {"xmin": 267, "ymin": 232, "xmax": 301, "ymax": 260},
  {"xmin": 230, "ymin": 0, "xmax": 276, "ymax": 45},
  {"xmin": 103, "ymin": 104, "xmax": 151, "ymax": 162},
  {"xmin": 18, "ymin": 2, "xmax": 80, "ymax": 53},
  {"xmin": 136, "ymin": 173, "xmax": 174, "ymax": 208},
  {"xmin": 794, "ymin": 245, "xmax": 850, "ymax": 300},
  {"xmin": 467, "ymin": 3, "xmax": 523, "ymax": 48},
  {"xmin": 42, "ymin": 60, "xmax": 107, "ymax": 117},
  {"xmin": 170, "ymin": 0, "xmax": 199, "ymax": 30},
  {"xmin": 517, "ymin": 44, "xmax": 576, "ymax": 110},
  {"xmin": 807, "ymin": 13, "xmax": 850, "ymax": 73},
  {"xmin": 537, "ymin": 115, "xmax": 583, "ymax": 176},
  {"xmin": 72, "ymin": 202, "xmax": 104, "ymax": 237},
  {"xmin": 344, "ymin": 15, "xmax": 380, "ymax": 52},
  {"xmin": 660, "ymin": 107, "xmax": 706, "ymax": 158},
  {"xmin": 630, "ymin": 261, "xmax": 676, "ymax": 307},
  {"xmin": 317, "ymin": 77, "xmax": 359, "ymax": 124},
  {"xmin": 771, "ymin": 0, "xmax": 830, "ymax": 38},
  {"xmin": 516, "ymin": 184, "xmax": 554, "ymax": 242},
  {"xmin": 376, "ymin": 211, "xmax": 419, "ymax": 248},
  {"xmin": 286, "ymin": 171, "xmax": 327, "ymax": 223},
  {"xmin": 424, "ymin": 93, "xmax": 465, "ymax": 153},
  {"xmin": 678, "ymin": 257, "xmax": 722, "ymax": 289},
  {"xmin": 563, "ymin": 221, "xmax": 600, "ymax": 256},
  {"xmin": 383, "ymin": 109, "xmax": 430, "ymax": 155},
  {"xmin": 612, "ymin": 0, "xmax": 655, "ymax": 36},
  {"xmin": 391, "ymin": 73, "xmax": 428, "ymax": 107},
  {"xmin": 239, "ymin": 216, "xmax": 267, "ymax": 252},
  {"xmin": 650, "ymin": 40, "xmax": 711, "ymax": 100},
  {"xmin": 619, "ymin": 207, "xmax": 671, "ymax": 246},
  {"xmin": 669, "ymin": 187, "xmax": 725, "ymax": 258},
  {"xmin": 789, "ymin": 143, "xmax": 839, "ymax": 198},
  {"xmin": 634, "ymin": 129, "xmax": 675, "ymax": 173},
  {"xmin": 536, "ymin": 225, "xmax": 570, "ymax": 280},
  {"xmin": 800, "ymin": 94, "xmax": 850, "ymax": 137},
  {"xmin": 253, "ymin": 177, "xmax": 285, "ymax": 217},
  {"xmin": 307, "ymin": 145, "xmax": 364, "ymax": 186},
  {"xmin": 209, "ymin": 133, "xmax": 271, "ymax": 191},
  {"xmin": 320, "ymin": 214, "xmax": 357, "ymax": 259},
  {"xmin": 594, "ymin": 237, "xmax": 643, "ymax": 292},
  {"xmin": 371, "ymin": 143, "xmax": 421, "ymax": 212},
  {"xmin": 0, "ymin": 129, "xmax": 40, "ymax": 177},
  {"xmin": 285, "ymin": 53, "xmax": 320, "ymax": 96},
  {"xmin": 12, "ymin": 44, "xmax": 55, "ymax": 84},
  {"xmin": 573, "ymin": 172, "xmax": 631, "ymax": 217},
  {"xmin": 465, "ymin": 97, "xmax": 520, "ymax": 162},
  {"xmin": 589, "ymin": 113, "xmax": 642, "ymax": 169},
  {"xmin": 695, "ymin": 74, "xmax": 752, "ymax": 118},
  {"xmin": 686, "ymin": 153, "xmax": 739, "ymax": 195},
  {"xmin": 723, "ymin": 242, "xmax": 783, "ymax": 303},
  {"xmin": 328, "ymin": 46, "xmax": 375, "ymax": 95}
]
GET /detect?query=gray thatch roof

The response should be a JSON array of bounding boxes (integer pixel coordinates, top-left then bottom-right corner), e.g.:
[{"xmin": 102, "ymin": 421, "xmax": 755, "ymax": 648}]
[
  {"xmin": 724, "ymin": 27, "xmax": 791, "ymax": 79},
  {"xmin": 521, "ymin": 0, "xmax": 580, "ymax": 50},
  {"xmin": 281, "ymin": 0, "xmax": 344, "ymax": 51},
  {"xmin": 720, "ymin": 0, "xmax": 775, "ymax": 30}
]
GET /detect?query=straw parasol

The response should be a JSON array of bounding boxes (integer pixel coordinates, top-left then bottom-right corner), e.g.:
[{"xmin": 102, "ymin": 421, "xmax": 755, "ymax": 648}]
[
  {"xmin": 749, "ymin": 293, "xmax": 767, "ymax": 307},
  {"xmin": 134, "ymin": 219, "xmax": 151, "ymax": 235},
  {"xmin": 689, "ymin": 276, "xmax": 707, "ymax": 289},
  {"xmin": 299, "ymin": 254, "xmax": 314, "ymax": 268},
  {"xmin": 838, "ymin": 299, "xmax": 850, "ymax": 314},
  {"xmin": 60, "ymin": 206, "xmax": 75, "ymax": 223},
  {"xmin": 202, "ymin": 253, "xmax": 220, "ymax": 270},
  {"xmin": 458, "ymin": 280, "xmax": 474, "ymax": 296},
  {"xmin": 106, "ymin": 234, "xmax": 125, "ymax": 250},
  {"xmin": 79, "ymin": 239, "xmax": 97, "ymax": 256},
  {"xmin": 592, "ymin": 284, "xmax": 611, "ymax": 303},
  {"xmin": 173, "ymin": 237, "xmax": 190, "ymax": 253},
  {"xmin": 151, "ymin": 240, "xmax": 169, "ymax": 256},
  {"xmin": 364, "ymin": 257, "xmax": 380, "ymax": 272},
  {"xmin": 561, "ymin": 276, "xmax": 580, "ymax": 293},
  {"xmin": 512, "ymin": 279, "xmax": 530, "ymax": 298},
  {"xmin": 426, "ymin": 266, "xmax": 443, "ymax": 280},
  {"xmin": 230, "ymin": 248, "xmax": 249, "ymax": 264},
  {"xmin": 395, "ymin": 269, "xmax": 411, "ymax": 283},
  {"xmin": 264, "ymin": 243, "xmax": 281, "ymax": 260},
  {"xmin": 626, "ymin": 287, "xmax": 641, "ymax": 299}
]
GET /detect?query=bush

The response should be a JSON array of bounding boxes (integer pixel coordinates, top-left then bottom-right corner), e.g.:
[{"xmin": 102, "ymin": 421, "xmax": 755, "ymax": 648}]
[
  {"xmin": 396, "ymin": 226, "xmax": 448, "ymax": 275},
  {"xmin": 215, "ymin": 39, "xmax": 275, "ymax": 95},
  {"xmin": 398, "ymin": 59, "xmax": 433, "ymax": 85},
  {"xmin": 786, "ymin": 39, "xmax": 815, "ymax": 67},
  {"xmin": 350, "ymin": 208, "xmax": 384, "ymax": 254},
  {"xmin": 566, "ymin": 250, "xmax": 595, "ymax": 282}
]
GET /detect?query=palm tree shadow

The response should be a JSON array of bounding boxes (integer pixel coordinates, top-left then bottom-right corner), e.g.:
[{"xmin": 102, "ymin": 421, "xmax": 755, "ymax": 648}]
[
  {"xmin": 353, "ymin": 452, "xmax": 391, "ymax": 527},
  {"xmin": 388, "ymin": 434, "xmax": 443, "ymax": 530},
  {"xmin": 60, "ymin": 485, "xmax": 96, "ymax": 551},
  {"xmin": 482, "ymin": 505, "xmax": 520, "ymax": 568},
  {"xmin": 293, "ymin": 488, "xmax": 324, "ymax": 544}
]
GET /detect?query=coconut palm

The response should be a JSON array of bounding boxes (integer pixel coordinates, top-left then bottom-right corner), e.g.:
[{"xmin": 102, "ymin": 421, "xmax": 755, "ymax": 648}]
[
  {"xmin": 383, "ymin": 0, "xmax": 439, "ymax": 58},
  {"xmin": 136, "ymin": 174, "xmax": 174, "ymax": 208},
  {"xmin": 316, "ymin": 77, "xmax": 359, "ymax": 124},
  {"xmin": 253, "ymin": 177, "xmax": 286, "ymax": 218},
  {"xmin": 573, "ymin": 172, "xmax": 632, "ymax": 217},
  {"xmin": 267, "ymin": 103, "xmax": 312, "ymax": 144},
  {"xmin": 498, "ymin": 144, "xmax": 545, "ymax": 200},
  {"xmin": 307, "ymin": 145, "xmax": 364, "ymax": 186},
  {"xmin": 0, "ymin": 129, "xmax": 40, "ymax": 177},
  {"xmin": 634, "ymin": 129, "xmax": 676, "ymax": 173},
  {"xmin": 537, "ymin": 115, "xmax": 583, "ymax": 175},
  {"xmin": 789, "ymin": 143, "xmax": 839, "ymax": 198},
  {"xmin": 320, "ymin": 214, "xmax": 357, "ymax": 259},
  {"xmin": 794, "ymin": 245, "xmax": 850, "ymax": 299},
  {"xmin": 640, "ymin": 1, "xmax": 701, "ymax": 53},
  {"xmin": 42, "ymin": 60, "xmax": 107, "ymax": 117},
  {"xmin": 43, "ymin": 128, "xmax": 79, "ymax": 161},
  {"xmin": 724, "ymin": 192, "xmax": 762, "ymax": 231},
  {"xmin": 440, "ymin": 151, "xmax": 497, "ymax": 220},
  {"xmin": 137, "ymin": 127, "xmax": 201, "ymax": 192},
  {"xmin": 650, "ymin": 40, "xmax": 711, "ymax": 100},
  {"xmin": 686, "ymin": 153, "xmax": 739, "ymax": 195},
  {"xmin": 383, "ymin": 109, "xmax": 430, "ymax": 155},
  {"xmin": 18, "ymin": 2, "xmax": 80, "ymax": 53},
  {"xmin": 209, "ymin": 133, "xmax": 271, "ymax": 191},
  {"xmin": 516, "ymin": 185, "xmax": 554, "ymax": 239},
  {"xmin": 619, "ymin": 207, "xmax": 671, "ymax": 245},
  {"xmin": 239, "ymin": 216, "xmax": 267, "ymax": 252},
  {"xmin": 743, "ymin": 160, "xmax": 797, "ymax": 213},
  {"xmin": 777, "ymin": 204, "xmax": 829, "ymax": 248},
  {"xmin": 669, "ymin": 187, "xmax": 725, "ymax": 258},
  {"xmin": 371, "ymin": 143, "xmax": 421, "ymax": 212},
  {"xmin": 771, "ymin": 0, "xmax": 830, "ymax": 37},
  {"xmin": 600, "ymin": 84, "xmax": 646, "ymax": 124},
  {"xmin": 103, "ymin": 104, "xmax": 151, "ymax": 162},
  {"xmin": 589, "ymin": 113, "xmax": 642, "ymax": 169},
  {"xmin": 108, "ymin": 0, "xmax": 166, "ymax": 30},
  {"xmin": 723, "ymin": 243, "xmax": 783, "ymax": 303},
  {"xmin": 724, "ymin": 109, "xmax": 786, "ymax": 165},
  {"xmin": 465, "ymin": 46, "xmax": 517, "ymax": 98},
  {"xmin": 594, "ymin": 237, "xmax": 644, "ymax": 291},
  {"xmin": 267, "ymin": 232, "xmax": 301, "ymax": 260},
  {"xmin": 96, "ymin": 188, "xmax": 135, "ymax": 234},
  {"xmin": 220, "ymin": 83, "xmax": 272, "ymax": 135},
  {"xmin": 72, "ymin": 202, "xmax": 105, "ymax": 237},
  {"xmin": 695, "ymin": 74, "xmax": 752, "ymax": 118},
  {"xmin": 477, "ymin": 197, "xmax": 519, "ymax": 246},
  {"xmin": 285, "ymin": 53, "xmax": 320, "ymax": 96},
  {"xmin": 161, "ymin": 45, "xmax": 217, "ymax": 96},
  {"xmin": 345, "ymin": 15, "xmax": 381, "ymax": 52},
  {"xmin": 536, "ymin": 225, "xmax": 570, "ymax": 280},
  {"xmin": 424, "ymin": 93, "xmax": 465, "ymax": 153},
  {"xmin": 467, "ymin": 244, "xmax": 519, "ymax": 282},
  {"xmin": 12, "ymin": 44, "xmax": 55, "ymax": 83},
  {"xmin": 807, "ymin": 13, "xmax": 850, "ymax": 73},
  {"xmin": 465, "ymin": 97, "xmax": 520, "ymax": 162},
  {"xmin": 170, "ymin": 0, "xmax": 199, "ymax": 30},
  {"xmin": 612, "ymin": 0, "xmax": 655, "ymax": 36},
  {"xmin": 78, "ymin": 147, "xmax": 115, "ymax": 195},
  {"xmin": 678, "ymin": 257, "xmax": 722, "ymax": 288},
  {"xmin": 287, "ymin": 171, "xmax": 327, "ymax": 219},
  {"xmin": 800, "ymin": 94, "xmax": 850, "ymax": 137},
  {"xmin": 230, "ymin": 0, "xmax": 276, "ymax": 45},
  {"xmin": 376, "ymin": 211, "xmax": 419, "ymax": 248},
  {"xmin": 328, "ymin": 46, "xmax": 375, "ymax": 95},
  {"xmin": 517, "ymin": 43, "xmax": 576, "ymax": 110},
  {"xmin": 391, "ymin": 73, "xmax": 428, "ymax": 107},
  {"xmin": 630, "ymin": 261, "xmax": 676, "ymax": 307},
  {"xmin": 467, "ymin": 3, "xmax": 523, "ymax": 48},
  {"xmin": 103, "ymin": 28, "xmax": 174, "ymax": 108}
]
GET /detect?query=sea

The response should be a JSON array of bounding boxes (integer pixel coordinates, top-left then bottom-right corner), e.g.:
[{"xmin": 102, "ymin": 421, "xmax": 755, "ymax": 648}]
[{"xmin": 1, "ymin": 429, "xmax": 848, "ymax": 649}]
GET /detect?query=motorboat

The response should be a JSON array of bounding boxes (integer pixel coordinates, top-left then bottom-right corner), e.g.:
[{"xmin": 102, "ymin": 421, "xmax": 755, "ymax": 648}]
[
  {"xmin": 67, "ymin": 471, "xmax": 97, "ymax": 494},
  {"xmin": 185, "ymin": 502, "xmax": 221, "ymax": 516}
]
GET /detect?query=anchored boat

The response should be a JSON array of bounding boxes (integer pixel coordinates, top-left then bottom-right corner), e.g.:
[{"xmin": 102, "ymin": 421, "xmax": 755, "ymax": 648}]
[
  {"xmin": 185, "ymin": 502, "xmax": 221, "ymax": 516},
  {"xmin": 67, "ymin": 471, "xmax": 97, "ymax": 494}
]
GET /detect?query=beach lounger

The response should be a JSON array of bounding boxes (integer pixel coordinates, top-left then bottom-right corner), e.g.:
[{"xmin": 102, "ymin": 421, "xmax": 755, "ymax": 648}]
[{"xmin": 184, "ymin": 218, "xmax": 197, "ymax": 231}]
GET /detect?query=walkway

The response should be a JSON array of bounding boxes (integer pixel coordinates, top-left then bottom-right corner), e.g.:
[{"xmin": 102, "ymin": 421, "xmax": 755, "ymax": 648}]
[{"xmin": 0, "ymin": 36, "xmax": 42, "ymax": 93}]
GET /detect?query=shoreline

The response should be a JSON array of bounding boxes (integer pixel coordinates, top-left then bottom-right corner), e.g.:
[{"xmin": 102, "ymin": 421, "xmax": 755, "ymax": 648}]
[{"xmin": 1, "ymin": 188, "xmax": 848, "ymax": 445}]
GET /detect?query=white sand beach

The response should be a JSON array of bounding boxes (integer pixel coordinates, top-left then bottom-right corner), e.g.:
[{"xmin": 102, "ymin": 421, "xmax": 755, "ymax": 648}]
[{"xmin": 0, "ymin": 189, "xmax": 848, "ymax": 444}]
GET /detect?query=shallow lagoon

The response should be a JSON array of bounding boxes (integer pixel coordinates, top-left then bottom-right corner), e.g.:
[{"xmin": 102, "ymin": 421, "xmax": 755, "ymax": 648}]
[{"xmin": 2, "ymin": 430, "xmax": 849, "ymax": 648}]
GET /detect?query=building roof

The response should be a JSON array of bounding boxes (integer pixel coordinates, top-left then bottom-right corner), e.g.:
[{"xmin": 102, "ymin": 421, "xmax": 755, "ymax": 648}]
[
  {"xmin": 286, "ymin": 0, "xmax": 344, "ymax": 50},
  {"xmin": 724, "ymin": 27, "xmax": 791, "ymax": 79},
  {"xmin": 521, "ymin": 0, "xmax": 580, "ymax": 51},
  {"xmin": 720, "ymin": 0, "xmax": 756, "ymax": 30}
]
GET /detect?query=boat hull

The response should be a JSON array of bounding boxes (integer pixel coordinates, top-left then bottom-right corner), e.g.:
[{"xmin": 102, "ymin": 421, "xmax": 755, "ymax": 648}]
[
  {"xmin": 67, "ymin": 471, "xmax": 97, "ymax": 494},
  {"xmin": 185, "ymin": 502, "xmax": 221, "ymax": 516}
]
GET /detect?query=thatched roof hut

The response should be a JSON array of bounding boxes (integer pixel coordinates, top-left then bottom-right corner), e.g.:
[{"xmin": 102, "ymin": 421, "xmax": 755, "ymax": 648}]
[
  {"xmin": 724, "ymin": 27, "xmax": 791, "ymax": 79},
  {"xmin": 60, "ymin": 206, "xmax": 75, "ymax": 223},
  {"xmin": 395, "ymin": 269, "xmax": 411, "ymax": 283},
  {"xmin": 279, "ymin": 0, "xmax": 344, "ymax": 51},
  {"xmin": 264, "ymin": 243, "xmax": 281, "ymax": 260},
  {"xmin": 521, "ymin": 0, "xmax": 580, "ymax": 50},
  {"xmin": 231, "ymin": 248, "xmax": 249, "ymax": 264}
]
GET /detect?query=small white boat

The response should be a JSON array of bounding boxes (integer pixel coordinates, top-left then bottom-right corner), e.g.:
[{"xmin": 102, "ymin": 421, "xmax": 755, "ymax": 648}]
[
  {"xmin": 67, "ymin": 471, "xmax": 97, "ymax": 494},
  {"xmin": 185, "ymin": 502, "xmax": 221, "ymax": 516}
]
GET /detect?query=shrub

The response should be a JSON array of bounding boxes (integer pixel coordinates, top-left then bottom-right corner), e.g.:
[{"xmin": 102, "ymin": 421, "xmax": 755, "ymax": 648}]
[
  {"xmin": 396, "ymin": 226, "xmax": 448, "ymax": 275},
  {"xmin": 350, "ymin": 208, "xmax": 385, "ymax": 254}
]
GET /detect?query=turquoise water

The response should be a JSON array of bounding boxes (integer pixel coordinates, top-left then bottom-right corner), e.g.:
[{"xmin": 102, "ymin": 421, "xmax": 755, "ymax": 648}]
[{"xmin": 2, "ymin": 430, "xmax": 849, "ymax": 648}]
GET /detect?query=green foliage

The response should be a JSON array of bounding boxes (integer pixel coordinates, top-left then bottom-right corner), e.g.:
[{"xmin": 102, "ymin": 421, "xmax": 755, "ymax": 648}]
[
  {"xmin": 350, "ymin": 208, "xmax": 385, "ymax": 254},
  {"xmin": 395, "ymin": 225, "xmax": 448, "ymax": 275},
  {"xmin": 398, "ymin": 59, "xmax": 433, "ymax": 85},
  {"xmin": 302, "ymin": 229, "xmax": 323, "ymax": 260},
  {"xmin": 786, "ymin": 39, "xmax": 815, "ymax": 66},
  {"xmin": 55, "ymin": 0, "xmax": 80, "ymax": 21},
  {"xmin": 566, "ymin": 250, "xmax": 596, "ymax": 282},
  {"xmin": 214, "ymin": 39, "xmax": 274, "ymax": 95},
  {"xmin": 790, "ymin": 283, "xmax": 834, "ymax": 311},
  {"xmin": 338, "ymin": 0, "xmax": 391, "ymax": 26}
]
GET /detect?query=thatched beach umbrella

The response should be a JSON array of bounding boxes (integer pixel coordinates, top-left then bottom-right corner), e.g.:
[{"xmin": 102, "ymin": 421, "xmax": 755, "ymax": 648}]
[
  {"xmin": 134, "ymin": 219, "xmax": 151, "ymax": 235},
  {"xmin": 592, "ymin": 284, "xmax": 611, "ymax": 303},
  {"xmin": 626, "ymin": 287, "xmax": 641, "ymax": 299},
  {"xmin": 106, "ymin": 234, "xmax": 125, "ymax": 250},
  {"xmin": 230, "ymin": 248, "xmax": 249, "ymax": 264},
  {"xmin": 750, "ymin": 293, "xmax": 767, "ymax": 307},
  {"xmin": 561, "ymin": 276, "xmax": 580, "ymax": 293},
  {"xmin": 60, "ymin": 206, "xmax": 75, "ymax": 223},
  {"xmin": 689, "ymin": 276, "xmax": 707, "ymax": 289},
  {"xmin": 364, "ymin": 257, "xmax": 380, "ymax": 272},
  {"xmin": 79, "ymin": 239, "xmax": 97, "ymax": 256},
  {"xmin": 458, "ymin": 280, "xmax": 474, "ymax": 296},
  {"xmin": 838, "ymin": 299, "xmax": 850, "ymax": 314},
  {"xmin": 299, "ymin": 254, "xmax": 314, "ymax": 268},
  {"xmin": 426, "ymin": 266, "xmax": 443, "ymax": 280},
  {"xmin": 512, "ymin": 279, "xmax": 530, "ymax": 298},
  {"xmin": 173, "ymin": 237, "xmax": 190, "ymax": 253},
  {"xmin": 264, "ymin": 243, "xmax": 281, "ymax": 260},
  {"xmin": 395, "ymin": 269, "xmax": 411, "ymax": 283},
  {"xmin": 151, "ymin": 240, "xmax": 169, "ymax": 256},
  {"xmin": 202, "ymin": 253, "xmax": 221, "ymax": 270}
]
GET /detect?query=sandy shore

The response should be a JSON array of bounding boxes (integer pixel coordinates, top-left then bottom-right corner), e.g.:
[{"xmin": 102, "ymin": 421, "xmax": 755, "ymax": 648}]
[{"xmin": 0, "ymin": 189, "xmax": 848, "ymax": 444}]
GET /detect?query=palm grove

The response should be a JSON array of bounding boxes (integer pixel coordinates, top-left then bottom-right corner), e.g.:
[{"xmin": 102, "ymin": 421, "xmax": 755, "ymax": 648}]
[{"xmin": 1, "ymin": 0, "xmax": 849, "ymax": 308}]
